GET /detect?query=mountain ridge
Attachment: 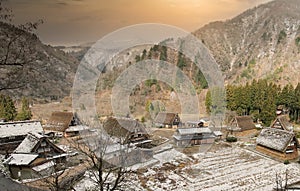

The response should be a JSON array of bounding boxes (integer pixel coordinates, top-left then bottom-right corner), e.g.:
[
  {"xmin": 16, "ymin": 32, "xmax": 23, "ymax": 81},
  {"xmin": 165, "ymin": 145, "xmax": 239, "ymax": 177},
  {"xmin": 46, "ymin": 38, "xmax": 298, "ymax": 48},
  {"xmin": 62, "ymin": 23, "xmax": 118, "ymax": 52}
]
[
  {"xmin": 0, "ymin": 21, "xmax": 79, "ymax": 101},
  {"xmin": 194, "ymin": 0, "xmax": 300, "ymax": 86}
]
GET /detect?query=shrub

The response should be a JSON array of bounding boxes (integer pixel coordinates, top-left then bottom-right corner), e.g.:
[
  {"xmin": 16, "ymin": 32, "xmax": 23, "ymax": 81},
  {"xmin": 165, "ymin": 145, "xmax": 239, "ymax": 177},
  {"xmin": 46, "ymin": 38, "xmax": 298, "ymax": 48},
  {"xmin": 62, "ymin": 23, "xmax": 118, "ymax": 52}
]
[
  {"xmin": 226, "ymin": 136, "xmax": 237, "ymax": 142},
  {"xmin": 278, "ymin": 30, "xmax": 287, "ymax": 44},
  {"xmin": 295, "ymin": 36, "xmax": 300, "ymax": 47},
  {"xmin": 284, "ymin": 160, "xmax": 290, "ymax": 165}
]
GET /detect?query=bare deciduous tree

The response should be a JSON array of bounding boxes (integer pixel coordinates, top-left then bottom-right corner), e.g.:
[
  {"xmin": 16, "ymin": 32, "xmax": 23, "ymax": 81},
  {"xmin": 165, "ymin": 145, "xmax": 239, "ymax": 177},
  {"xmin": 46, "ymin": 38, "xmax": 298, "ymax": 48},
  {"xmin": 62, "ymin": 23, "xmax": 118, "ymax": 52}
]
[
  {"xmin": 28, "ymin": 157, "xmax": 85, "ymax": 191},
  {"xmin": 68, "ymin": 129, "xmax": 135, "ymax": 191},
  {"xmin": 0, "ymin": 1, "xmax": 43, "ymax": 91}
]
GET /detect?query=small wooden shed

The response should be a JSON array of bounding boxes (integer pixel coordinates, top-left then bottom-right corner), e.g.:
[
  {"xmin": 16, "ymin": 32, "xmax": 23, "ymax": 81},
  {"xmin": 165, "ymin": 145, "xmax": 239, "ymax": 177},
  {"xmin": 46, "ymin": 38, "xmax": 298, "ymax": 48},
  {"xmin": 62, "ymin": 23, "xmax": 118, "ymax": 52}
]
[{"xmin": 154, "ymin": 112, "xmax": 181, "ymax": 128}]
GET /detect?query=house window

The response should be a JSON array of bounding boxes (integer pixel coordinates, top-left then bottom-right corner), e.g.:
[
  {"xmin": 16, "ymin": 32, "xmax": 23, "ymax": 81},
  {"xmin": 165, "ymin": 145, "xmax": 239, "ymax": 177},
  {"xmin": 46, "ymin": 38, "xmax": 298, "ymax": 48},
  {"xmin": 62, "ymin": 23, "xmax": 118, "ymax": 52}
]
[
  {"xmin": 286, "ymin": 149, "xmax": 294, "ymax": 154},
  {"xmin": 38, "ymin": 148, "xmax": 44, "ymax": 153}
]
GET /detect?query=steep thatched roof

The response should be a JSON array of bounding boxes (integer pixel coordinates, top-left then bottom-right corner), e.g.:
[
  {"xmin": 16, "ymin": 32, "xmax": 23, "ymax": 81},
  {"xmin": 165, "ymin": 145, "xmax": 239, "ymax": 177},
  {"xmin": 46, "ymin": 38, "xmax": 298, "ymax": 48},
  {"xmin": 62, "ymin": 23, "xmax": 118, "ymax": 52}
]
[
  {"xmin": 270, "ymin": 115, "xmax": 293, "ymax": 131},
  {"xmin": 256, "ymin": 128, "xmax": 295, "ymax": 152},
  {"xmin": 231, "ymin": 116, "xmax": 256, "ymax": 131},
  {"xmin": 154, "ymin": 112, "xmax": 179, "ymax": 125},
  {"xmin": 14, "ymin": 132, "xmax": 65, "ymax": 154},
  {"xmin": 103, "ymin": 117, "xmax": 148, "ymax": 138},
  {"xmin": 44, "ymin": 112, "xmax": 74, "ymax": 132}
]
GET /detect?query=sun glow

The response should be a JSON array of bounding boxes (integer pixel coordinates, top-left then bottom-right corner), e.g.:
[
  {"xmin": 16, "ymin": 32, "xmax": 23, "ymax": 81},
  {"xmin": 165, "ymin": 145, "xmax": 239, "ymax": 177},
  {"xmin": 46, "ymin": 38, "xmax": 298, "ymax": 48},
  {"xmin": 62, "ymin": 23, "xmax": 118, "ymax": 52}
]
[{"xmin": 6, "ymin": 0, "xmax": 273, "ymax": 45}]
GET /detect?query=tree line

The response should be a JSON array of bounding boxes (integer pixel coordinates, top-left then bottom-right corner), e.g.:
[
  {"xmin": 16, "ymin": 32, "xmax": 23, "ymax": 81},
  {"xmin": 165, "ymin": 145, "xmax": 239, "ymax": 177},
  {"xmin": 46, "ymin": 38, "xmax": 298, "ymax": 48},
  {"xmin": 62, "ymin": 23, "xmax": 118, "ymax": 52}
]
[
  {"xmin": 135, "ymin": 44, "xmax": 208, "ymax": 90},
  {"xmin": 206, "ymin": 79, "xmax": 300, "ymax": 126},
  {"xmin": 0, "ymin": 94, "xmax": 32, "ymax": 121}
]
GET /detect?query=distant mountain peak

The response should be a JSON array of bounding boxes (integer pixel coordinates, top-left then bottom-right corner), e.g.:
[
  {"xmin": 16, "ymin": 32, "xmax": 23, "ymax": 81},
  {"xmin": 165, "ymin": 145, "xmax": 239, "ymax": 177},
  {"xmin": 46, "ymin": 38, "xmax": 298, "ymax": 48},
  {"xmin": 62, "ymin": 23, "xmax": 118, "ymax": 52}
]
[{"xmin": 194, "ymin": 0, "xmax": 300, "ymax": 86}]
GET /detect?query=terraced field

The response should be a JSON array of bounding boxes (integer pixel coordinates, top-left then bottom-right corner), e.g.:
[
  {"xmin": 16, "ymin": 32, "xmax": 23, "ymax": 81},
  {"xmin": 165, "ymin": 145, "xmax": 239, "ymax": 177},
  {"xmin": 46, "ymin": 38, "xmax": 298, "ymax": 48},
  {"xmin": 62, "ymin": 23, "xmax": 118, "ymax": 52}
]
[{"xmin": 131, "ymin": 146, "xmax": 300, "ymax": 191}]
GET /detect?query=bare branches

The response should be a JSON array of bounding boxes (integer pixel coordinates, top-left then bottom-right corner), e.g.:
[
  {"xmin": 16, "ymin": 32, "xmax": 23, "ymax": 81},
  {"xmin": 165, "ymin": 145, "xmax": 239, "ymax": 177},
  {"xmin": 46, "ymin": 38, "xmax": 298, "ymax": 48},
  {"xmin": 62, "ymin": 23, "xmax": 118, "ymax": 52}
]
[
  {"xmin": 0, "ymin": 2, "xmax": 43, "ymax": 92},
  {"xmin": 275, "ymin": 169, "xmax": 290, "ymax": 191},
  {"xmin": 0, "ymin": 0, "xmax": 13, "ymax": 22},
  {"xmin": 66, "ymin": 129, "xmax": 134, "ymax": 191}
]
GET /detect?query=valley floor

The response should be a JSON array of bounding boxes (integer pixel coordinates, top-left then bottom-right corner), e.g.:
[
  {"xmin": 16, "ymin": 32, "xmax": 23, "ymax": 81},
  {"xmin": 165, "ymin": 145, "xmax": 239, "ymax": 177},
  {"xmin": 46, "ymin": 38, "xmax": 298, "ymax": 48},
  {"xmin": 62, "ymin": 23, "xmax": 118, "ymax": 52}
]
[{"xmin": 75, "ymin": 142, "xmax": 300, "ymax": 191}]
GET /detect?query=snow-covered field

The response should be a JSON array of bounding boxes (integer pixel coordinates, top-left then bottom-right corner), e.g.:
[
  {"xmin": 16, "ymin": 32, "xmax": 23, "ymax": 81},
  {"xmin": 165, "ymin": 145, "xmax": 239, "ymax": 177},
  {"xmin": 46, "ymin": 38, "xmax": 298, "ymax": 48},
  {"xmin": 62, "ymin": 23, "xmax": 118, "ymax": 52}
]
[{"xmin": 75, "ymin": 145, "xmax": 300, "ymax": 191}]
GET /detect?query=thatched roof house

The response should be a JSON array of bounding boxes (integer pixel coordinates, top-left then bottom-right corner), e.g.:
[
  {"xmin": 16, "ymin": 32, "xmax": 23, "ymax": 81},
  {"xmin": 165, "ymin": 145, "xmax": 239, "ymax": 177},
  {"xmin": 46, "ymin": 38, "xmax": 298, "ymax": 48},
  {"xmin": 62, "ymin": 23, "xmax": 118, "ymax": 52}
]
[
  {"xmin": 270, "ymin": 115, "xmax": 293, "ymax": 131},
  {"xmin": 256, "ymin": 128, "xmax": 298, "ymax": 160},
  {"xmin": 103, "ymin": 117, "xmax": 150, "ymax": 144},
  {"xmin": 154, "ymin": 112, "xmax": 180, "ymax": 128},
  {"xmin": 14, "ymin": 132, "xmax": 65, "ymax": 157},
  {"xmin": 0, "ymin": 121, "xmax": 43, "ymax": 154},
  {"xmin": 4, "ymin": 132, "xmax": 66, "ymax": 180},
  {"xmin": 44, "ymin": 112, "xmax": 75, "ymax": 132},
  {"xmin": 229, "ymin": 116, "xmax": 256, "ymax": 131}
]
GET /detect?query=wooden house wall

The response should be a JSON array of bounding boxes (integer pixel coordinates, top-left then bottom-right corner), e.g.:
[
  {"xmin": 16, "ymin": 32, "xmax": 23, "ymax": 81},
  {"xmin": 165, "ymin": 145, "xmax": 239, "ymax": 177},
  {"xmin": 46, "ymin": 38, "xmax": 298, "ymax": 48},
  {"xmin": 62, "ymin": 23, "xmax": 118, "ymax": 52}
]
[
  {"xmin": 173, "ymin": 115, "xmax": 180, "ymax": 125},
  {"xmin": 256, "ymin": 145, "xmax": 298, "ymax": 160},
  {"xmin": 9, "ymin": 166, "xmax": 34, "ymax": 180},
  {"xmin": 0, "ymin": 135, "xmax": 26, "ymax": 154},
  {"xmin": 64, "ymin": 131, "xmax": 80, "ymax": 137},
  {"xmin": 127, "ymin": 132, "xmax": 149, "ymax": 143},
  {"xmin": 9, "ymin": 164, "xmax": 55, "ymax": 180},
  {"xmin": 175, "ymin": 137, "xmax": 215, "ymax": 147},
  {"xmin": 231, "ymin": 129, "xmax": 258, "ymax": 138}
]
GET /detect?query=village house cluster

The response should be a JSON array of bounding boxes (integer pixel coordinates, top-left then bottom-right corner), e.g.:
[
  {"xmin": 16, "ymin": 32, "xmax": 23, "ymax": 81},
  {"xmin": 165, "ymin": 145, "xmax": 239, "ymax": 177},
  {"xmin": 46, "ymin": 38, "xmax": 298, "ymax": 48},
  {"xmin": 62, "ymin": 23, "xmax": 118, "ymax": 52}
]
[{"xmin": 0, "ymin": 108, "xmax": 299, "ymax": 190}]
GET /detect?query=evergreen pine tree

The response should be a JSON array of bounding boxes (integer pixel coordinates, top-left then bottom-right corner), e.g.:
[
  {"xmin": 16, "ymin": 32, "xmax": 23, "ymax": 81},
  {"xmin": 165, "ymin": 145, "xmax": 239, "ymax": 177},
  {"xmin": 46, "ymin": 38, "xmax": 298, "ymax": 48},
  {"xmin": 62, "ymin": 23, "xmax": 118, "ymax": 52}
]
[
  {"xmin": 15, "ymin": 97, "xmax": 32, "ymax": 121},
  {"xmin": 0, "ymin": 94, "xmax": 17, "ymax": 121}
]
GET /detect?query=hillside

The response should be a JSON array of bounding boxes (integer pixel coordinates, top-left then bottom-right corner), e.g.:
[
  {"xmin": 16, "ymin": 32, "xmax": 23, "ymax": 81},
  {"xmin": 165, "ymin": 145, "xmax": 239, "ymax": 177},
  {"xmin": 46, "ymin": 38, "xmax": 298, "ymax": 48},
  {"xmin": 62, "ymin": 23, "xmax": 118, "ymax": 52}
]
[
  {"xmin": 7, "ymin": 0, "xmax": 300, "ymax": 118},
  {"xmin": 0, "ymin": 22, "xmax": 79, "ymax": 101},
  {"xmin": 194, "ymin": 0, "xmax": 300, "ymax": 86}
]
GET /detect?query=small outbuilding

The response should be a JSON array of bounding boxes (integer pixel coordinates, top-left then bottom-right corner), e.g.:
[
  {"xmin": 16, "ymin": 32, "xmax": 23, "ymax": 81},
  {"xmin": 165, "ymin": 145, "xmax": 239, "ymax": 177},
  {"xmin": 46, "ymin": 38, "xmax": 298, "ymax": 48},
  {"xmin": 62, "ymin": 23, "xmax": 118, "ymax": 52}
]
[
  {"xmin": 173, "ymin": 128, "xmax": 215, "ymax": 147},
  {"xmin": 154, "ymin": 112, "xmax": 181, "ymax": 128},
  {"xmin": 186, "ymin": 119, "xmax": 208, "ymax": 128}
]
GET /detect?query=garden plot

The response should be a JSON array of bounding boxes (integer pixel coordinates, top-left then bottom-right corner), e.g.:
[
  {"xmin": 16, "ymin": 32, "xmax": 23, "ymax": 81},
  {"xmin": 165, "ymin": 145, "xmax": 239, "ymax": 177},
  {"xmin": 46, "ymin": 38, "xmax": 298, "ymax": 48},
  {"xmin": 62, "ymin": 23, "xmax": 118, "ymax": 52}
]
[{"xmin": 131, "ymin": 146, "xmax": 300, "ymax": 191}]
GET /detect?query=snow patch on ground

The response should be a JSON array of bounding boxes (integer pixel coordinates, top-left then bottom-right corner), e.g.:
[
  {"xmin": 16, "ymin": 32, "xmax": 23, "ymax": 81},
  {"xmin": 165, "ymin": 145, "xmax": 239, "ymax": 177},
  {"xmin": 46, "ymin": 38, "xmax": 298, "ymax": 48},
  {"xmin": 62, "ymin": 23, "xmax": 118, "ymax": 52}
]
[
  {"xmin": 74, "ymin": 146, "xmax": 300, "ymax": 191},
  {"xmin": 153, "ymin": 148, "xmax": 188, "ymax": 164}
]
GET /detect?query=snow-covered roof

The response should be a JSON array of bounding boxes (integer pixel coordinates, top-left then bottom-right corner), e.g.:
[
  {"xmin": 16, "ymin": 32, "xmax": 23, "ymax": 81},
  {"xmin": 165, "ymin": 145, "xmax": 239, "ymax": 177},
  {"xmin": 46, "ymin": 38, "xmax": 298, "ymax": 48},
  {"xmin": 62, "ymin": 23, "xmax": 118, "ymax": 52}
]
[
  {"xmin": 213, "ymin": 131, "xmax": 223, "ymax": 136},
  {"xmin": 14, "ymin": 132, "xmax": 65, "ymax": 155},
  {"xmin": 65, "ymin": 125, "xmax": 89, "ymax": 132},
  {"xmin": 105, "ymin": 143, "xmax": 128, "ymax": 154},
  {"xmin": 0, "ymin": 121, "xmax": 43, "ymax": 138},
  {"xmin": 14, "ymin": 132, "xmax": 43, "ymax": 153},
  {"xmin": 256, "ymin": 128, "xmax": 295, "ymax": 152},
  {"xmin": 32, "ymin": 161, "xmax": 55, "ymax": 172},
  {"xmin": 177, "ymin": 128, "xmax": 212, "ymax": 135},
  {"xmin": 4, "ymin": 153, "xmax": 38, "ymax": 166}
]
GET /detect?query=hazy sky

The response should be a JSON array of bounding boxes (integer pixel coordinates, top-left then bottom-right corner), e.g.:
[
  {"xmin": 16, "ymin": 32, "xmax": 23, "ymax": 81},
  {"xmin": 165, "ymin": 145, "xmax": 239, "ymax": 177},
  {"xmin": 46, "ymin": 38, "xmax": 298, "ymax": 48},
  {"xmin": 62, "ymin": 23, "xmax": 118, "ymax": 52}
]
[{"xmin": 5, "ymin": 0, "xmax": 273, "ymax": 46}]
